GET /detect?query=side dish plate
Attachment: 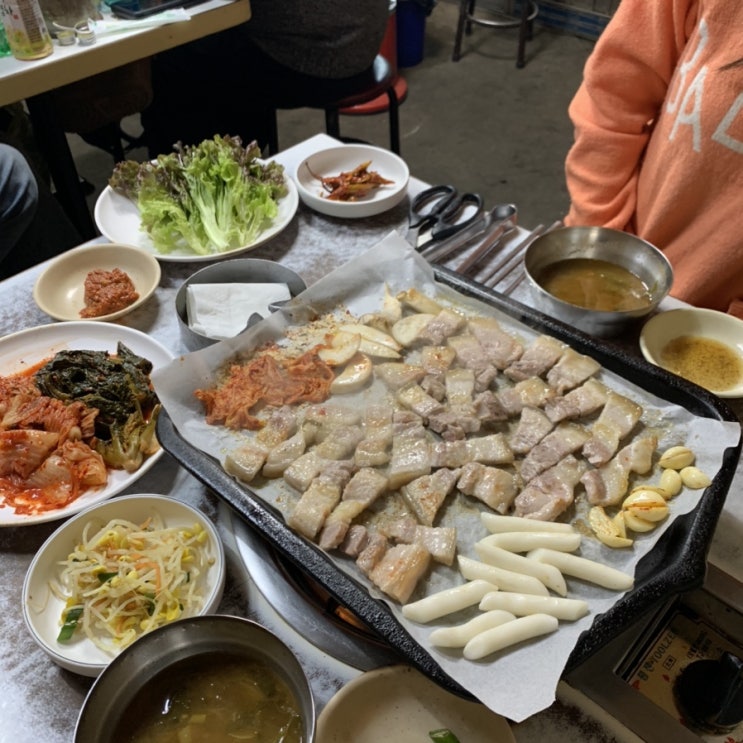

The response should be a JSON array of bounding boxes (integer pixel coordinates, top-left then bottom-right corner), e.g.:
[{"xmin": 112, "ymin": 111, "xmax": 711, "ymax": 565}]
[
  {"xmin": 0, "ymin": 322, "xmax": 174, "ymax": 526},
  {"xmin": 94, "ymin": 176, "xmax": 299, "ymax": 262}
]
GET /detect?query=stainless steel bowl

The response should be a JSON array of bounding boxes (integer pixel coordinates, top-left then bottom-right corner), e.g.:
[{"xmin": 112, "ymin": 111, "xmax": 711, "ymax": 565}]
[
  {"xmin": 524, "ymin": 226, "xmax": 674, "ymax": 338},
  {"xmin": 75, "ymin": 615, "xmax": 316, "ymax": 742},
  {"xmin": 175, "ymin": 258, "xmax": 307, "ymax": 350}
]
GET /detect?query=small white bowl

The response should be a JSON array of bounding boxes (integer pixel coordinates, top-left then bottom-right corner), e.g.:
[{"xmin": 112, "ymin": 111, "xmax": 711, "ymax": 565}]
[
  {"xmin": 294, "ymin": 144, "xmax": 409, "ymax": 218},
  {"xmin": 317, "ymin": 665, "xmax": 514, "ymax": 743},
  {"xmin": 22, "ymin": 494, "xmax": 225, "ymax": 677},
  {"xmin": 640, "ymin": 308, "xmax": 743, "ymax": 398},
  {"xmin": 33, "ymin": 243, "xmax": 161, "ymax": 322}
]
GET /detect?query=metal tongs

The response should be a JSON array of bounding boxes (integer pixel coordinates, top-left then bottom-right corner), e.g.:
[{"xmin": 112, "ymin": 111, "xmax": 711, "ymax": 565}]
[{"xmin": 420, "ymin": 202, "xmax": 518, "ymax": 264}]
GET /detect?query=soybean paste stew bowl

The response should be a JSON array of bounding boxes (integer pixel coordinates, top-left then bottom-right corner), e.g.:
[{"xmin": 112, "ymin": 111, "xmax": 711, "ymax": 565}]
[
  {"xmin": 524, "ymin": 226, "xmax": 673, "ymax": 338},
  {"xmin": 75, "ymin": 615, "xmax": 316, "ymax": 743}
]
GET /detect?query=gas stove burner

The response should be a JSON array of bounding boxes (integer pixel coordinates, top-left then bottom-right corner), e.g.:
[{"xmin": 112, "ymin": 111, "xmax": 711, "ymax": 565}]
[
  {"xmin": 270, "ymin": 546, "xmax": 387, "ymax": 646},
  {"xmin": 232, "ymin": 515, "xmax": 400, "ymax": 671}
]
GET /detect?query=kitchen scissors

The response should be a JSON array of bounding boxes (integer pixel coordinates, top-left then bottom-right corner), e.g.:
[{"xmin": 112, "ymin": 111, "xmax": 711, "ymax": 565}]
[{"xmin": 407, "ymin": 185, "xmax": 484, "ymax": 251}]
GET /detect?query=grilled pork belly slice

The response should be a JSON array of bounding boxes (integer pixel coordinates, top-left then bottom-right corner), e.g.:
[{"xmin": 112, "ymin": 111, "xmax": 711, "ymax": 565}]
[
  {"xmin": 472, "ymin": 390, "xmax": 509, "ymax": 425},
  {"xmin": 430, "ymin": 433, "xmax": 513, "ymax": 468},
  {"xmin": 513, "ymin": 454, "xmax": 588, "ymax": 521},
  {"xmin": 368, "ymin": 542, "xmax": 432, "ymax": 603},
  {"xmin": 581, "ymin": 435, "xmax": 658, "ymax": 507},
  {"xmin": 457, "ymin": 461, "xmax": 520, "ymax": 514},
  {"xmin": 582, "ymin": 391, "xmax": 643, "ymax": 466},
  {"xmin": 339, "ymin": 524, "xmax": 369, "ymax": 557},
  {"xmin": 418, "ymin": 308, "xmax": 468, "ymax": 345},
  {"xmin": 375, "ymin": 362, "xmax": 427, "ymax": 390},
  {"xmin": 225, "ymin": 444, "xmax": 268, "ymax": 483},
  {"xmin": 396, "ymin": 384, "xmax": 446, "ymax": 420},
  {"xmin": 355, "ymin": 403, "xmax": 394, "ymax": 467},
  {"xmin": 419, "ymin": 374, "xmax": 447, "ymax": 402},
  {"xmin": 283, "ymin": 450, "xmax": 327, "ymax": 492},
  {"xmin": 262, "ymin": 430, "xmax": 307, "ymax": 478},
  {"xmin": 420, "ymin": 345, "xmax": 457, "ymax": 375},
  {"xmin": 509, "ymin": 406, "xmax": 554, "ymax": 455},
  {"xmin": 447, "ymin": 334, "xmax": 490, "ymax": 376},
  {"xmin": 318, "ymin": 468, "xmax": 389, "ymax": 550},
  {"xmin": 496, "ymin": 377, "xmax": 555, "ymax": 416},
  {"xmin": 287, "ymin": 464, "xmax": 354, "ymax": 539},
  {"xmin": 504, "ymin": 335, "xmax": 566, "ymax": 381},
  {"xmin": 544, "ymin": 378, "xmax": 609, "ymax": 424},
  {"xmin": 356, "ymin": 530, "xmax": 389, "ymax": 574},
  {"xmin": 304, "ymin": 403, "xmax": 361, "ymax": 428},
  {"xmin": 546, "ymin": 348, "xmax": 602, "ymax": 395},
  {"xmin": 401, "ymin": 467, "xmax": 461, "ymax": 525},
  {"xmin": 381, "ymin": 517, "xmax": 457, "ymax": 565},
  {"xmin": 519, "ymin": 423, "xmax": 590, "ymax": 482},
  {"xmin": 314, "ymin": 425, "xmax": 365, "ymax": 460},
  {"xmin": 467, "ymin": 316, "xmax": 524, "ymax": 369},
  {"xmin": 256, "ymin": 405, "xmax": 297, "ymax": 447},
  {"xmin": 388, "ymin": 412, "xmax": 431, "ymax": 490}
]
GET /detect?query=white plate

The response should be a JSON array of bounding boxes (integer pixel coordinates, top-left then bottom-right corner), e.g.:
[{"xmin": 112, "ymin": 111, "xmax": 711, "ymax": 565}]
[
  {"xmin": 317, "ymin": 665, "xmax": 515, "ymax": 743},
  {"xmin": 33, "ymin": 243, "xmax": 161, "ymax": 322},
  {"xmin": 94, "ymin": 176, "xmax": 299, "ymax": 262},
  {"xmin": 22, "ymin": 494, "xmax": 226, "ymax": 677},
  {"xmin": 294, "ymin": 145, "xmax": 409, "ymax": 219},
  {"xmin": 0, "ymin": 322, "xmax": 174, "ymax": 526}
]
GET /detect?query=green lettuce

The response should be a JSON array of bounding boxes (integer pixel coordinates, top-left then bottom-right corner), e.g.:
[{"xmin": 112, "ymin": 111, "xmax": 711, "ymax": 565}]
[{"xmin": 109, "ymin": 135, "xmax": 287, "ymax": 255}]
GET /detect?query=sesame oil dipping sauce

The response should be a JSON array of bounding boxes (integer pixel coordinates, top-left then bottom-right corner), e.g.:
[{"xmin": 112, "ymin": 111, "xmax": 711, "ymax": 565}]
[{"xmin": 660, "ymin": 335, "xmax": 743, "ymax": 393}]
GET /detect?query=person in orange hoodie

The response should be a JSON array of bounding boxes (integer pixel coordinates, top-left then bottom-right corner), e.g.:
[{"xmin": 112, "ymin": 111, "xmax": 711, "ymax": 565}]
[{"xmin": 563, "ymin": 0, "xmax": 743, "ymax": 315}]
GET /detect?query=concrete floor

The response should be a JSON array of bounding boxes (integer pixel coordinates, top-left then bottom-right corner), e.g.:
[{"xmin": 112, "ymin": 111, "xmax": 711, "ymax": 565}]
[{"xmin": 69, "ymin": 0, "xmax": 596, "ymax": 232}]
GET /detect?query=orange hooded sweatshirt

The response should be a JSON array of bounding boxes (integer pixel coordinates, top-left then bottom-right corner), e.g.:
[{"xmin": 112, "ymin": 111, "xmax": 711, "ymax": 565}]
[{"xmin": 564, "ymin": 0, "xmax": 743, "ymax": 314}]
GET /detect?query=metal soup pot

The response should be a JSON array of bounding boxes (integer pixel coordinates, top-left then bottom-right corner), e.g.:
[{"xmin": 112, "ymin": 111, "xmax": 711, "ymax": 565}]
[
  {"xmin": 75, "ymin": 614, "xmax": 316, "ymax": 742},
  {"xmin": 524, "ymin": 226, "xmax": 674, "ymax": 338}
]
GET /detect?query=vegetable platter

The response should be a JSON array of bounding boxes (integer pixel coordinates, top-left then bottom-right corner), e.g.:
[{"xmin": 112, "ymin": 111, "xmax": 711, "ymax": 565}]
[
  {"xmin": 94, "ymin": 136, "xmax": 299, "ymax": 262},
  {"xmin": 0, "ymin": 322, "xmax": 173, "ymax": 526},
  {"xmin": 152, "ymin": 233, "xmax": 741, "ymax": 722}
]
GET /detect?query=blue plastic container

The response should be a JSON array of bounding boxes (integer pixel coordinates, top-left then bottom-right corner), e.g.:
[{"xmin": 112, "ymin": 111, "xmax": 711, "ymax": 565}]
[{"xmin": 396, "ymin": 0, "xmax": 428, "ymax": 68}]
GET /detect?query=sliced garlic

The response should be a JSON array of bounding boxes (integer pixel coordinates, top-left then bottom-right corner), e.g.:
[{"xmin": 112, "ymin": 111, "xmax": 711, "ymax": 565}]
[
  {"xmin": 658, "ymin": 446, "xmax": 695, "ymax": 470},
  {"xmin": 391, "ymin": 313, "xmax": 436, "ymax": 347},
  {"xmin": 658, "ymin": 468, "xmax": 683, "ymax": 498},
  {"xmin": 317, "ymin": 332, "xmax": 361, "ymax": 367},
  {"xmin": 340, "ymin": 323, "xmax": 401, "ymax": 351},
  {"xmin": 679, "ymin": 466, "xmax": 711, "ymax": 490},
  {"xmin": 396, "ymin": 287, "xmax": 443, "ymax": 315},
  {"xmin": 588, "ymin": 506, "xmax": 634, "ymax": 548},
  {"xmin": 329, "ymin": 353, "xmax": 373, "ymax": 394}
]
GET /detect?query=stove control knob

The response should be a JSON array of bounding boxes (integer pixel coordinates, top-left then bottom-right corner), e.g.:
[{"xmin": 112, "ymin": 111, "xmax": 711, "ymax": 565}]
[{"xmin": 674, "ymin": 651, "xmax": 743, "ymax": 734}]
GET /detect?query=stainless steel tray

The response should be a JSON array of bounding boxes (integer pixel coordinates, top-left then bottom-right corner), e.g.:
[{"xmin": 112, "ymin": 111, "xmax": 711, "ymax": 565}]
[{"xmin": 157, "ymin": 265, "xmax": 741, "ymax": 695}]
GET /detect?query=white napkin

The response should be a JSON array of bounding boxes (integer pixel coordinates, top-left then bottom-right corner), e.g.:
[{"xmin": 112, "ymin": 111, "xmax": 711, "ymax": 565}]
[{"xmin": 186, "ymin": 283, "xmax": 291, "ymax": 340}]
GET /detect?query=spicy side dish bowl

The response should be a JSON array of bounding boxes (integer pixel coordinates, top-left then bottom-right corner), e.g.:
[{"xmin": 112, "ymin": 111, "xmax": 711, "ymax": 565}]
[
  {"xmin": 22, "ymin": 493, "xmax": 226, "ymax": 677},
  {"xmin": 294, "ymin": 144, "xmax": 409, "ymax": 218},
  {"xmin": 33, "ymin": 243, "xmax": 161, "ymax": 322}
]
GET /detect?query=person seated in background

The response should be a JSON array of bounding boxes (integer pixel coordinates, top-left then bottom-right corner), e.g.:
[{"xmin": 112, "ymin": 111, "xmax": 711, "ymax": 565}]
[
  {"xmin": 0, "ymin": 143, "xmax": 38, "ymax": 269},
  {"xmin": 0, "ymin": 139, "xmax": 82, "ymax": 280},
  {"xmin": 563, "ymin": 0, "xmax": 743, "ymax": 316},
  {"xmin": 141, "ymin": 0, "xmax": 390, "ymax": 157}
]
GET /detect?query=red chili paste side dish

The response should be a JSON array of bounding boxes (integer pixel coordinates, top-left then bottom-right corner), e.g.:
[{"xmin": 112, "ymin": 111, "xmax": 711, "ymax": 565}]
[{"xmin": 80, "ymin": 268, "xmax": 139, "ymax": 318}]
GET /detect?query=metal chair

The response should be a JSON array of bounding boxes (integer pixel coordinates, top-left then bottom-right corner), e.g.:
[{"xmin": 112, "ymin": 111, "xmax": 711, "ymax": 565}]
[
  {"xmin": 266, "ymin": 54, "xmax": 402, "ymax": 155},
  {"xmin": 453, "ymin": 0, "xmax": 539, "ymax": 69}
]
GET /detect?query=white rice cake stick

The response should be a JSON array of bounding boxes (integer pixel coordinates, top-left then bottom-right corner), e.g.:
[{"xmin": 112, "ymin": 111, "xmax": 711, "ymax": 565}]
[
  {"xmin": 478, "ymin": 531, "xmax": 582, "ymax": 553},
  {"xmin": 458, "ymin": 555, "xmax": 549, "ymax": 596},
  {"xmin": 463, "ymin": 613, "xmax": 559, "ymax": 660},
  {"xmin": 480, "ymin": 590, "xmax": 589, "ymax": 621},
  {"xmin": 481, "ymin": 512, "xmax": 576, "ymax": 534},
  {"xmin": 429, "ymin": 610, "xmax": 517, "ymax": 648},
  {"xmin": 402, "ymin": 579, "xmax": 497, "ymax": 623},
  {"xmin": 475, "ymin": 542, "xmax": 568, "ymax": 596},
  {"xmin": 527, "ymin": 547, "xmax": 634, "ymax": 591}
]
